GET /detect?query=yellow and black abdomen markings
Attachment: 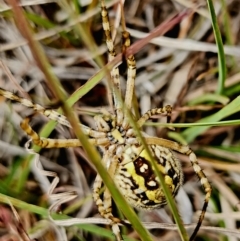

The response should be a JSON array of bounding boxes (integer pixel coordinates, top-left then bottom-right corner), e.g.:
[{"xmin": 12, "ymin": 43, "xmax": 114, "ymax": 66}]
[{"xmin": 115, "ymin": 145, "xmax": 183, "ymax": 209}]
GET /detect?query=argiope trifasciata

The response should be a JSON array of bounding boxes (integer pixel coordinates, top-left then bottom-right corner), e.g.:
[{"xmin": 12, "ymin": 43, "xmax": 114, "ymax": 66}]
[{"xmin": 0, "ymin": 1, "xmax": 212, "ymax": 240}]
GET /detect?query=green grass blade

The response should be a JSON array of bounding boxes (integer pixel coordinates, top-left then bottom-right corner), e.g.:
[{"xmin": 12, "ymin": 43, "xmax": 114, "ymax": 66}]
[
  {"xmin": 220, "ymin": 0, "xmax": 234, "ymax": 46},
  {"xmin": 181, "ymin": 96, "xmax": 240, "ymax": 143},
  {"xmin": 147, "ymin": 119, "xmax": 240, "ymax": 128},
  {"xmin": 206, "ymin": 0, "xmax": 227, "ymax": 94},
  {"xmin": 187, "ymin": 93, "xmax": 229, "ymax": 105}
]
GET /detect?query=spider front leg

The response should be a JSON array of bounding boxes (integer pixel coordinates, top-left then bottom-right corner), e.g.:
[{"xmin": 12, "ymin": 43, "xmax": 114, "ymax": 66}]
[
  {"xmin": 101, "ymin": 0, "xmax": 121, "ymax": 110},
  {"xmin": 93, "ymin": 152, "xmax": 123, "ymax": 241},
  {"xmin": 20, "ymin": 115, "xmax": 110, "ymax": 148},
  {"xmin": 122, "ymin": 30, "xmax": 136, "ymax": 111},
  {"xmin": 146, "ymin": 137, "xmax": 212, "ymax": 241}
]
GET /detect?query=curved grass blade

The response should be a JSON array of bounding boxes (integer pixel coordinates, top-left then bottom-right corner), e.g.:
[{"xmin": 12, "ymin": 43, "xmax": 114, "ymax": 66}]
[{"xmin": 181, "ymin": 96, "xmax": 240, "ymax": 143}]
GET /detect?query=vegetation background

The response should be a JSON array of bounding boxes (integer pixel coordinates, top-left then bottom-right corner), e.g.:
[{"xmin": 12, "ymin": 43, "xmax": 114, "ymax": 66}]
[{"xmin": 0, "ymin": 0, "xmax": 240, "ymax": 240}]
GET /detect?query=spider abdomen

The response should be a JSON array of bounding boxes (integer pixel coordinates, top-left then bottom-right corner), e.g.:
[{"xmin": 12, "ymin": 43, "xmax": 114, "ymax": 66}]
[{"xmin": 115, "ymin": 145, "xmax": 183, "ymax": 209}]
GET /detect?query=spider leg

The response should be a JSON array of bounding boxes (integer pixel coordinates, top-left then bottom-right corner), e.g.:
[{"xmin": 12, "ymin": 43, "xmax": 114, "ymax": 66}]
[
  {"xmin": 103, "ymin": 156, "xmax": 123, "ymax": 241},
  {"xmin": 0, "ymin": 87, "xmax": 71, "ymax": 127},
  {"xmin": 145, "ymin": 137, "xmax": 212, "ymax": 241},
  {"xmin": 122, "ymin": 28, "xmax": 136, "ymax": 111},
  {"xmin": 0, "ymin": 87, "xmax": 111, "ymax": 139},
  {"xmin": 20, "ymin": 116, "xmax": 110, "ymax": 148},
  {"xmin": 101, "ymin": 0, "xmax": 121, "ymax": 110},
  {"xmin": 121, "ymin": 30, "xmax": 137, "ymax": 130},
  {"xmin": 137, "ymin": 105, "xmax": 173, "ymax": 128},
  {"xmin": 93, "ymin": 174, "xmax": 105, "ymax": 218},
  {"xmin": 93, "ymin": 152, "xmax": 123, "ymax": 241},
  {"xmin": 103, "ymin": 154, "xmax": 119, "ymax": 217},
  {"xmin": 115, "ymin": 3, "xmax": 137, "ymax": 130}
]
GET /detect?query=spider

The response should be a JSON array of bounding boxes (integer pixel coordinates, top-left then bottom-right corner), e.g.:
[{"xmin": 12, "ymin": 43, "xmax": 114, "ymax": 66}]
[{"xmin": 0, "ymin": 0, "xmax": 212, "ymax": 240}]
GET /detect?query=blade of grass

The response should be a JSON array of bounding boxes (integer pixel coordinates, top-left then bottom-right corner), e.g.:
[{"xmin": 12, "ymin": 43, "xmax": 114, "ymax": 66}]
[
  {"xmin": 225, "ymin": 83, "xmax": 240, "ymax": 97},
  {"xmin": 181, "ymin": 96, "xmax": 240, "ymax": 143},
  {"xmin": 206, "ymin": 0, "xmax": 226, "ymax": 94},
  {"xmin": 146, "ymin": 119, "xmax": 240, "ymax": 128},
  {"xmin": 168, "ymin": 132, "xmax": 188, "ymax": 145},
  {"xmin": 25, "ymin": 12, "xmax": 55, "ymax": 29},
  {"xmin": 215, "ymin": 146, "xmax": 240, "ymax": 153},
  {"xmin": 220, "ymin": 0, "xmax": 234, "ymax": 46},
  {"xmin": 187, "ymin": 93, "xmax": 229, "ymax": 105},
  {"xmin": 220, "ymin": 0, "xmax": 236, "ymax": 67}
]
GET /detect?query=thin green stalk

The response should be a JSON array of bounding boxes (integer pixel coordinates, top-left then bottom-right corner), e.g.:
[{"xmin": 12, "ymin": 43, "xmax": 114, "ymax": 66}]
[
  {"xmin": 146, "ymin": 119, "xmax": 240, "ymax": 128},
  {"xmin": 220, "ymin": 0, "xmax": 234, "ymax": 46},
  {"xmin": 206, "ymin": 0, "xmax": 226, "ymax": 94},
  {"xmin": 124, "ymin": 106, "xmax": 189, "ymax": 241},
  {"xmin": 220, "ymin": 0, "xmax": 236, "ymax": 67}
]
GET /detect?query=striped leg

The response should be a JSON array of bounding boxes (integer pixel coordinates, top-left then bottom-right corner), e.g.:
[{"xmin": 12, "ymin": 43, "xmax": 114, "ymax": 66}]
[
  {"xmin": 0, "ymin": 87, "xmax": 71, "ymax": 127},
  {"xmin": 118, "ymin": 2, "xmax": 137, "ymax": 129},
  {"xmin": 103, "ymin": 155, "xmax": 123, "ymax": 241},
  {"xmin": 20, "ymin": 116, "xmax": 110, "ymax": 148},
  {"xmin": 122, "ymin": 31, "xmax": 136, "ymax": 110},
  {"xmin": 93, "ymin": 153, "xmax": 123, "ymax": 241},
  {"xmin": 0, "ymin": 87, "xmax": 110, "ymax": 140},
  {"xmin": 137, "ymin": 105, "xmax": 173, "ymax": 127},
  {"xmin": 101, "ymin": 0, "xmax": 121, "ymax": 110}
]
